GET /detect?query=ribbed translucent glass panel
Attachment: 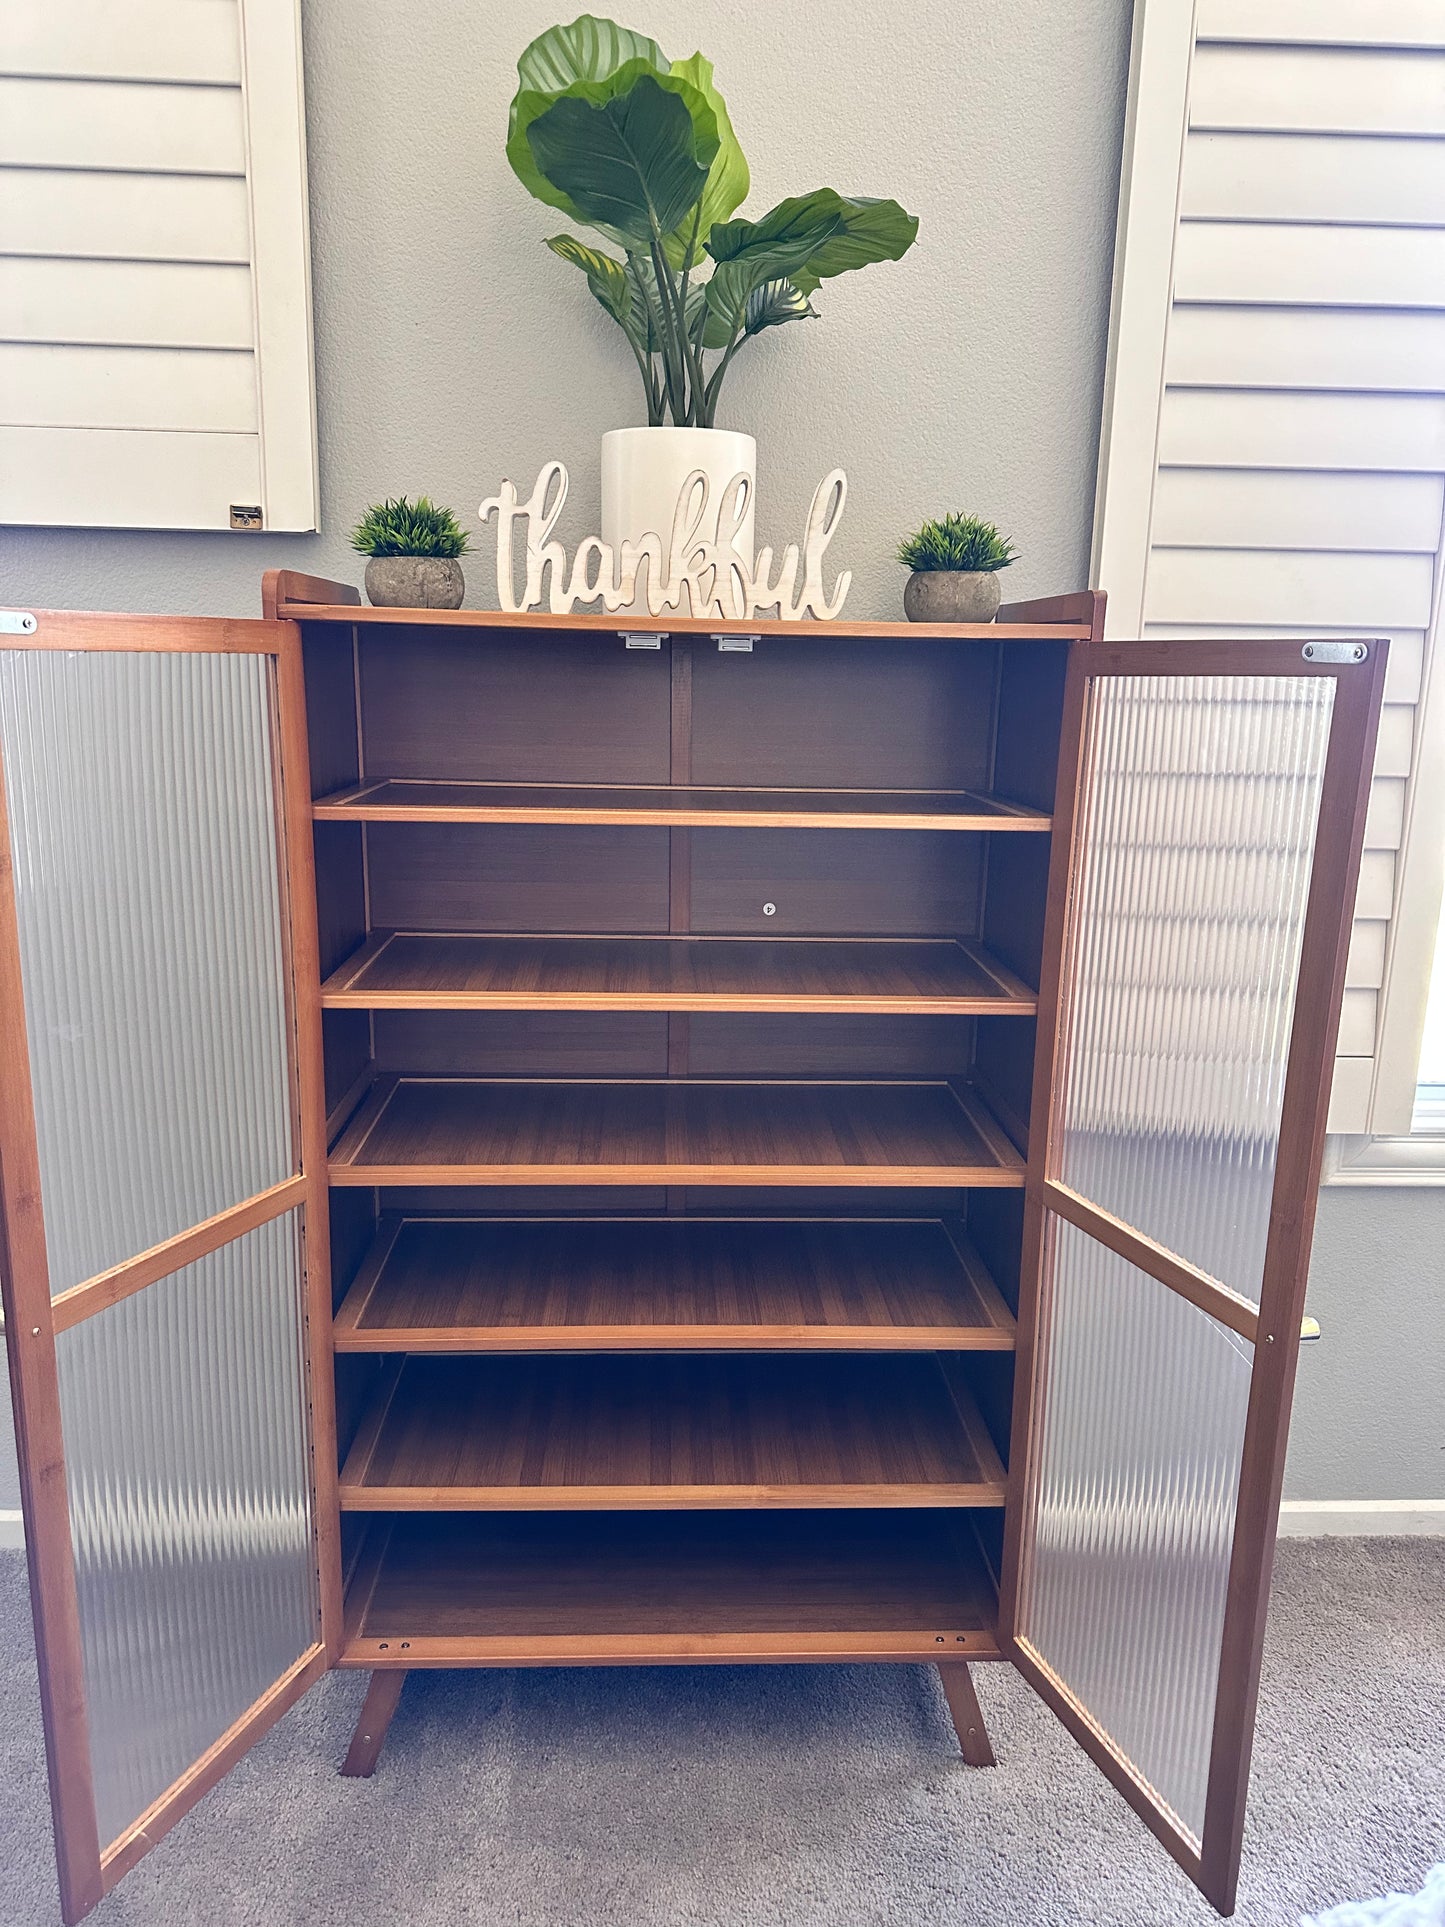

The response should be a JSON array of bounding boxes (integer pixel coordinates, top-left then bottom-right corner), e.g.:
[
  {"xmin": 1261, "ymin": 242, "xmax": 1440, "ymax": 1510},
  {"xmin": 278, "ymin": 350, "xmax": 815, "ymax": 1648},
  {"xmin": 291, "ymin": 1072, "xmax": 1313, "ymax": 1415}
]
[
  {"xmin": 54, "ymin": 1213, "xmax": 318, "ymax": 1850},
  {"xmin": 1021, "ymin": 1217, "xmax": 1253, "ymax": 1845},
  {"xmin": 0, "ymin": 649, "xmax": 293, "ymax": 1295},
  {"xmin": 1056, "ymin": 675, "xmax": 1335, "ymax": 1306}
]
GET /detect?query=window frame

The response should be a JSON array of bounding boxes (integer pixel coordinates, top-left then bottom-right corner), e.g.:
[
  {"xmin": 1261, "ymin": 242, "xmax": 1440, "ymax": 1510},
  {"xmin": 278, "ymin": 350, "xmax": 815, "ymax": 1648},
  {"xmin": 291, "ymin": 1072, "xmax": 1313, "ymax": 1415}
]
[
  {"xmin": 240, "ymin": 0, "xmax": 319, "ymax": 533},
  {"xmin": 1326, "ymin": 576, "xmax": 1445, "ymax": 1180}
]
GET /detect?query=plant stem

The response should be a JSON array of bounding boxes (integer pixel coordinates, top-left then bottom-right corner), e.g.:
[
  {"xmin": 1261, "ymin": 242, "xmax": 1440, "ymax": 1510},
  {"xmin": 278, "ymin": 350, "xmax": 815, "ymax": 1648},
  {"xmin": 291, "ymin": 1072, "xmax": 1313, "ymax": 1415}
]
[
  {"xmin": 628, "ymin": 254, "xmax": 683, "ymax": 423},
  {"xmin": 701, "ymin": 324, "xmax": 745, "ymax": 428},
  {"xmin": 649, "ymin": 234, "xmax": 695, "ymax": 424},
  {"xmin": 624, "ymin": 335, "xmax": 661, "ymax": 424},
  {"xmin": 676, "ymin": 202, "xmax": 708, "ymax": 423}
]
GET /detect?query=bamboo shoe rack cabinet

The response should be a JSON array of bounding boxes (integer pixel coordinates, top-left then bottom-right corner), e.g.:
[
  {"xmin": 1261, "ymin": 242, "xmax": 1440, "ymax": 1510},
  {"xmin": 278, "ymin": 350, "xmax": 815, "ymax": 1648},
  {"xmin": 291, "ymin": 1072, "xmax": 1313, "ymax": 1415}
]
[{"xmin": 0, "ymin": 577, "xmax": 1384, "ymax": 1920}]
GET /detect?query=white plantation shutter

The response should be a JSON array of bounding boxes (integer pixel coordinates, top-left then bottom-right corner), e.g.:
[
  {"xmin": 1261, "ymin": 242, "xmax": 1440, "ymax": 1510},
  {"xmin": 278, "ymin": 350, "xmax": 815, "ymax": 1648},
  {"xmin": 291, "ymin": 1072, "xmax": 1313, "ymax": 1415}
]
[
  {"xmin": 0, "ymin": 0, "xmax": 317, "ymax": 531},
  {"xmin": 1093, "ymin": 0, "xmax": 1445, "ymax": 1135}
]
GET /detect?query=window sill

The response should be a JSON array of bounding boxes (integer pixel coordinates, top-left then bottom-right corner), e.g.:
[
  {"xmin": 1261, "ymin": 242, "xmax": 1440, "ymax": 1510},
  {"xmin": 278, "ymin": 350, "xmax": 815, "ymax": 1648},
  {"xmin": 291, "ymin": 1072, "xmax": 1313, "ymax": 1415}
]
[{"xmin": 1322, "ymin": 1133, "xmax": 1445, "ymax": 1186}]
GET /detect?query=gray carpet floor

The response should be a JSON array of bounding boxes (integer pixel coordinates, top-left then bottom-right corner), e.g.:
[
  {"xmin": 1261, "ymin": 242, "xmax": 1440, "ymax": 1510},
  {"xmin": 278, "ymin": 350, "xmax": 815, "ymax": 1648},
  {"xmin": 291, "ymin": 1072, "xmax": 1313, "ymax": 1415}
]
[{"xmin": 1, "ymin": 1539, "xmax": 1441, "ymax": 1927}]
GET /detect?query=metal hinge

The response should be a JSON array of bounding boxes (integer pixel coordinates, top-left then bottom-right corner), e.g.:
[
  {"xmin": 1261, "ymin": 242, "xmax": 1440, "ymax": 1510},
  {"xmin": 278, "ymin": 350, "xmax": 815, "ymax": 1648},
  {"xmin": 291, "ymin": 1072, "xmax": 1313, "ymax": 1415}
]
[
  {"xmin": 1300, "ymin": 1315, "xmax": 1322, "ymax": 1342},
  {"xmin": 0, "ymin": 611, "xmax": 37, "ymax": 635},
  {"xmin": 715, "ymin": 633, "xmax": 758, "ymax": 653},
  {"xmin": 1302, "ymin": 642, "xmax": 1368, "ymax": 664},
  {"xmin": 620, "ymin": 632, "xmax": 665, "ymax": 650}
]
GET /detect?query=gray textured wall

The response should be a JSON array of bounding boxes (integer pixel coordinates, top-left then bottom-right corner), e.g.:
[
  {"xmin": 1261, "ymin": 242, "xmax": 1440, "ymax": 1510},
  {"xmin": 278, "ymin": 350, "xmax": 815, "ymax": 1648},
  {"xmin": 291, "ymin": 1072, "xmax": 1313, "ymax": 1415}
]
[
  {"xmin": 1, "ymin": 0, "xmax": 1440, "ymax": 1525},
  {"xmin": 0, "ymin": 0, "xmax": 1129, "ymax": 618},
  {"xmin": 1287, "ymin": 1187, "xmax": 1445, "ymax": 1503}
]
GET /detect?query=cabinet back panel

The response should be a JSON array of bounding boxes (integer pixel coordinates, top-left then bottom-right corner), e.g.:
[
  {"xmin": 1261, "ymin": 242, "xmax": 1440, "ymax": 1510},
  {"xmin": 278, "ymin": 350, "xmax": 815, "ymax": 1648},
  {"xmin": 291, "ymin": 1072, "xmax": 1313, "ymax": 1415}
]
[
  {"xmin": 368, "ymin": 1009, "xmax": 978, "ymax": 1078},
  {"xmin": 689, "ymin": 828, "xmax": 981, "ymax": 936},
  {"xmin": 358, "ymin": 629, "xmax": 672, "ymax": 784},
  {"xmin": 670, "ymin": 1187, "xmax": 972, "ymax": 1213},
  {"xmin": 375, "ymin": 1188, "xmax": 967, "ymax": 1215},
  {"xmin": 689, "ymin": 638, "xmax": 997, "ymax": 791},
  {"xmin": 685, "ymin": 1013, "xmax": 978, "ymax": 1077},
  {"xmin": 373, "ymin": 1010, "xmax": 668, "ymax": 1076},
  {"xmin": 367, "ymin": 824, "xmax": 672, "ymax": 932},
  {"xmin": 379, "ymin": 1186, "xmax": 670, "ymax": 1213}
]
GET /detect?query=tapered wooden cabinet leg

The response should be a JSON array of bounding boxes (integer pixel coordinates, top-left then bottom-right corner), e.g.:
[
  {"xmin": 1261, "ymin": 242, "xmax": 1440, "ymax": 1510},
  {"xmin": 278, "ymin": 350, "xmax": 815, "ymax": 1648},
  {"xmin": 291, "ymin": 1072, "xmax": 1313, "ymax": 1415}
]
[
  {"xmin": 938, "ymin": 1661, "xmax": 996, "ymax": 1766},
  {"xmin": 341, "ymin": 1669, "xmax": 407, "ymax": 1777}
]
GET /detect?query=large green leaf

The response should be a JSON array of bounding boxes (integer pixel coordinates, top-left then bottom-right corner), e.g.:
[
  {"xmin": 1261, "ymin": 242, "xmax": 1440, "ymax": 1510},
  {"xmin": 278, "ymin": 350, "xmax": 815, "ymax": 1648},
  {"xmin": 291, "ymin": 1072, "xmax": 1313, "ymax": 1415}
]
[
  {"xmin": 507, "ymin": 15, "xmax": 668, "ymax": 212},
  {"xmin": 788, "ymin": 193, "xmax": 919, "ymax": 294},
  {"xmin": 701, "ymin": 192, "xmax": 844, "ymax": 340},
  {"xmin": 516, "ymin": 15, "xmax": 665, "ymax": 93},
  {"xmin": 524, "ymin": 66, "xmax": 717, "ymax": 251},
  {"xmin": 706, "ymin": 190, "xmax": 846, "ymax": 272},
  {"xmin": 662, "ymin": 53, "xmax": 749, "ymax": 266},
  {"xmin": 703, "ymin": 189, "xmax": 917, "ymax": 340},
  {"xmin": 545, "ymin": 233, "xmax": 647, "ymax": 352}
]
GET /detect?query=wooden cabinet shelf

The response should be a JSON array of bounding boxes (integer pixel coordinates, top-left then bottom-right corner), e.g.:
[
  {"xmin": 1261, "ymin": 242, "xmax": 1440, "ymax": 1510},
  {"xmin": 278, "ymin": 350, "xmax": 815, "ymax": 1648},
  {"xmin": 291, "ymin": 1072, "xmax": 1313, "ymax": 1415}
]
[
  {"xmin": 312, "ymin": 778, "xmax": 1050, "ymax": 833},
  {"xmin": 338, "ymin": 1354, "xmax": 1008, "ymax": 1512},
  {"xmin": 327, "ymin": 1077, "xmax": 1027, "ymax": 1187},
  {"xmin": 332, "ymin": 1215, "xmax": 1018, "ymax": 1353},
  {"xmin": 342, "ymin": 1511, "xmax": 1002, "ymax": 1665},
  {"xmin": 321, "ymin": 932, "xmax": 1038, "ymax": 1014}
]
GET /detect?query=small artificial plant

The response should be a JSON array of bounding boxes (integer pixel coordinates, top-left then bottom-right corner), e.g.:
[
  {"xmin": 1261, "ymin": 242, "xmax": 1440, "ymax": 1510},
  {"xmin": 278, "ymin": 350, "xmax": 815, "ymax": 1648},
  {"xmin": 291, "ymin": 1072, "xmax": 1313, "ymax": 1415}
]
[
  {"xmin": 897, "ymin": 514, "xmax": 1018, "ymax": 574},
  {"xmin": 506, "ymin": 14, "xmax": 919, "ymax": 428},
  {"xmin": 350, "ymin": 497, "xmax": 472, "ymax": 558}
]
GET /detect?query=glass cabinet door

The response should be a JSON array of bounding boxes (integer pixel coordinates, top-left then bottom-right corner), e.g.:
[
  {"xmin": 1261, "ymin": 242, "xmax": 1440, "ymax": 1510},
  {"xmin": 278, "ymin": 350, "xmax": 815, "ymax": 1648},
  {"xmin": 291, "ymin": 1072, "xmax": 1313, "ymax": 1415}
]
[
  {"xmin": 0, "ymin": 613, "xmax": 337, "ymax": 1924},
  {"xmin": 1001, "ymin": 639, "xmax": 1386, "ymax": 1915}
]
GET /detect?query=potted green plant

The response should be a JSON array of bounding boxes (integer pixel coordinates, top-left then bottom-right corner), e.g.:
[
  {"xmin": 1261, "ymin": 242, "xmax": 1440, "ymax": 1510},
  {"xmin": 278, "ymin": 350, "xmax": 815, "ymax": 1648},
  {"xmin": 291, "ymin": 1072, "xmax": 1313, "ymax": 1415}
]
[
  {"xmin": 350, "ymin": 497, "xmax": 472, "ymax": 609},
  {"xmin": 506, "ymin": 14, "xmax": 919, "ymax": 582},
  {"xmin": 897, "ymin": 514, "xmax": 1018, "ymax": 623}
]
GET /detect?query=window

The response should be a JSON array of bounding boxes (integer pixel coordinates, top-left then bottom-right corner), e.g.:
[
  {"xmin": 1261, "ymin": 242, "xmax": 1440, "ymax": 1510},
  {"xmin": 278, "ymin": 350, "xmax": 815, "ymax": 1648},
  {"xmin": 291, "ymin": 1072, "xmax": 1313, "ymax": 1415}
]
[
  {"xmin": 0, "ymin": 0, "xmax": 317, "ymax": 532},
  {"xmin": 1091, "ymin": 0, "xmax": 1445, "ymax": 1178}
]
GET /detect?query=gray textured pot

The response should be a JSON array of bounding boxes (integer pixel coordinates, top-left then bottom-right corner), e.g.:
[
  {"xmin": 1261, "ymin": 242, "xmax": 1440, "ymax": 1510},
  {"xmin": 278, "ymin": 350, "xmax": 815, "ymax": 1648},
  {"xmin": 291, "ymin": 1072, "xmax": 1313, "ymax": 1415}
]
[
  {"xmin": 903, "ymin": 569, "xmax": 1002, "ymax": 623},
  {"xmin": 364, "ymin": 555, "xmax": 465, "ymax": 609}
]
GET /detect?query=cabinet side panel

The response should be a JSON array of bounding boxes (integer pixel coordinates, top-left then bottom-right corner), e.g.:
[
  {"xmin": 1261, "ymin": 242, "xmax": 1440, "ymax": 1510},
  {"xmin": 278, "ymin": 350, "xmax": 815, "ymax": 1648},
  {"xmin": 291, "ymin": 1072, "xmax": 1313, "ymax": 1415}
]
[
  {"xmin": 300, "ymin": 623, "xmax": 361, "ymax": 799},
  {"xmin": 992, "ymin": 640, "xmax": 1071, "ymax": 812}
]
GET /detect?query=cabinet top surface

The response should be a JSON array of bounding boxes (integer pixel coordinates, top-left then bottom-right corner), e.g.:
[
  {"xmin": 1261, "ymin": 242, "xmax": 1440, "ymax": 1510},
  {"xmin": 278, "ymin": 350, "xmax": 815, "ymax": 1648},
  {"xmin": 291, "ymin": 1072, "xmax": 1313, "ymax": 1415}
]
[
  {"xmin": 261, "ymin": 569, "xmax": 1101, "ymax": 637},
  {"xmin": 278, "ymin": 604, "xmax": 1093, "ymax": 638}
]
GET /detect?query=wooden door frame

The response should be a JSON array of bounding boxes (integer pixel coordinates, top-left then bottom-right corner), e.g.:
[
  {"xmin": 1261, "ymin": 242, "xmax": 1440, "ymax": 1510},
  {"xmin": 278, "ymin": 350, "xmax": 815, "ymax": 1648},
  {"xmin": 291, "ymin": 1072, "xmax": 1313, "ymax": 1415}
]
[
  {"xmin": 0, "ymin": 610, "xmax": 339, "ymax": 1922},
  {"xmin": 999, "ymin": 635, "xmax": 1387, "ymax": 1912}
]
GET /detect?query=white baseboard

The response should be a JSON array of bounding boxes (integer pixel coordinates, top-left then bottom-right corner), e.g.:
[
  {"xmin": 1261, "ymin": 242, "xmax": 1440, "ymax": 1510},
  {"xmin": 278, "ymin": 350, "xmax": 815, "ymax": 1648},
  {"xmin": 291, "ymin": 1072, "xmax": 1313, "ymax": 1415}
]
[
  {"xmin": 0, "ymin": 1509, "xmax": 24, "ymax": 1550},
  {"xmin": 1278, "ymin": 1500, "xmax": 1445, "ymax": 1537}
]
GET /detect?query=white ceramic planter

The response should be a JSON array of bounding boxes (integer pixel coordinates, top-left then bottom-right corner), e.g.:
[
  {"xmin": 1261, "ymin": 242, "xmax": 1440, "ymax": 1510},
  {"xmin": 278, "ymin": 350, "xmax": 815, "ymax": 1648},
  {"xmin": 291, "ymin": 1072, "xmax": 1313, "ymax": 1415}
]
[{"xmin": 601, "ymin": 426, "xmax": 756, "ymax": 616}]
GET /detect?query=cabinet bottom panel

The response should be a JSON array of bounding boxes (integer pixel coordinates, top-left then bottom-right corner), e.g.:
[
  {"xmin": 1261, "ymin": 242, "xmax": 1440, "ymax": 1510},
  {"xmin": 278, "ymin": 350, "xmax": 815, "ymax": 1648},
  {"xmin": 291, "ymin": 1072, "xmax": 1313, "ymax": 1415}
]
[{"xmin": 341, "ymin": 1510, "xmax": 1001, "ymax": 1666}]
